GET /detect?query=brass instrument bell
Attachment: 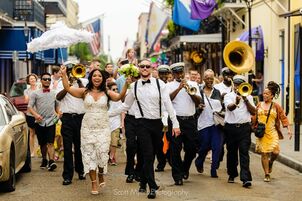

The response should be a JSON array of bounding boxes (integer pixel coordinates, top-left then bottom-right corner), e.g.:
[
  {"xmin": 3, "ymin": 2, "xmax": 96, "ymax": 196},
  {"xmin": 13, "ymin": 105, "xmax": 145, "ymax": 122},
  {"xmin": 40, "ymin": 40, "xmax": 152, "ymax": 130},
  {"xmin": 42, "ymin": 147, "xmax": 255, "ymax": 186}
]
[
  {"xmin": 71, "ymin": 64, "xmax": 86, "ymax": 78},
  {"xmin": 237, "ymin": 82, "xmax": 253, "ymax": 97},
  {"xmin": 223, "ymin": 41, "xmax": 255, "ymax": 74}
]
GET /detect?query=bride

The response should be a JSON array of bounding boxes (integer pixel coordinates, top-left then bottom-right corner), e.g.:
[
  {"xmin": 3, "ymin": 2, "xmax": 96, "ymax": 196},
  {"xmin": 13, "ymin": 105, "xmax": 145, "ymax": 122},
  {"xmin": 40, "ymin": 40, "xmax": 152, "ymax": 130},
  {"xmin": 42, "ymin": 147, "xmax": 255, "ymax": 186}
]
[{"xmin": 60, "ymin": 65, "xmax": 129, "ymax": 194}]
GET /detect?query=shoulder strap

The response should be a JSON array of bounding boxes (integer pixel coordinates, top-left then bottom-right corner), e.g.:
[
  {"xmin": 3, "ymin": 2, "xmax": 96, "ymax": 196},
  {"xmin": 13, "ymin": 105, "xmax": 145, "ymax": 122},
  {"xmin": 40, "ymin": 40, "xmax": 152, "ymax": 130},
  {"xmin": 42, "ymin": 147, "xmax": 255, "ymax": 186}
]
[
  {"xmin": 134, "ymin": 81, "xmax": 144, "ymax": 117},
  {"xmin": 156, "ymin": 78, "xmax": 162, "ymax": 117},
  {"xmin": 266, "ymin": 102, "xmax": 273, "ymax": 123}
]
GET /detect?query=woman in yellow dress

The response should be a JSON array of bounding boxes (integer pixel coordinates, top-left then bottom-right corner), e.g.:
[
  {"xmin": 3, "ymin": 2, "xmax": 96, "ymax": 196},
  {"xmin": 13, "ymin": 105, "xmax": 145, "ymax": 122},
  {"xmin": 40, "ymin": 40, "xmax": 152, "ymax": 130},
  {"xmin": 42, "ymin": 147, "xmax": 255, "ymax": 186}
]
[{"xmin": 255, "ymin": 81, "xmax": 292, "ymax": 182}]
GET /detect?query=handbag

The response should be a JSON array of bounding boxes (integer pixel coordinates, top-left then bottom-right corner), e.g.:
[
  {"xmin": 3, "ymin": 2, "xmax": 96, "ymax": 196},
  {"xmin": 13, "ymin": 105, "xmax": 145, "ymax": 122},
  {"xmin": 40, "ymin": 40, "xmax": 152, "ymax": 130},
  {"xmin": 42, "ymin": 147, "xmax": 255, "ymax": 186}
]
[
  {"xmin": 254, "ymin": 103, "xmax": 273, "ymax": 138},
  {"xmin": 205, "ymin": 95, "xmax": 224, "ymax": 126}
]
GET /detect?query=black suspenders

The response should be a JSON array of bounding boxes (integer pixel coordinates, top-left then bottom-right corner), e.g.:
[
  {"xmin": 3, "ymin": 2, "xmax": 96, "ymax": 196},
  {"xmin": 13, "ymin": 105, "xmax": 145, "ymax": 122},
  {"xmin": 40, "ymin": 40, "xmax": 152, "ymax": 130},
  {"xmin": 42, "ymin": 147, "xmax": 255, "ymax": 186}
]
[{"xmin": 134, "ymin": 79, "xmax": 161, "ymax": 118}]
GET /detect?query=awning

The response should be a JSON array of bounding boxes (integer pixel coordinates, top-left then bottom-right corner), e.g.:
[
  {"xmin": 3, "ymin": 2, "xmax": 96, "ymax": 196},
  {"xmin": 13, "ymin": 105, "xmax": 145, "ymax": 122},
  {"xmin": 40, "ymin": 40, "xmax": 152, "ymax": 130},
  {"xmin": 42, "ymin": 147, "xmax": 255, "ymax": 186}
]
[{"xmin": 170, "ymin": 33, "xmax": 222, "ymax": 49}]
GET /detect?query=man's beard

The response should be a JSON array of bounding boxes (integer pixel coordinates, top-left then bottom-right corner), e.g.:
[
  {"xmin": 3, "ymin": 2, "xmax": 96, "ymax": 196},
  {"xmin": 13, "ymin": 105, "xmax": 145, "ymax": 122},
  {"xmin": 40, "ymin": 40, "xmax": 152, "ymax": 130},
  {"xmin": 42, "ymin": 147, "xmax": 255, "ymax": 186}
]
[
  {"xmin": 42, "ymin": 85, "xmax": 50, "ymax": 88},
  {"xmin": 141, "ymin": 73, "xmax": 150, "ymax": 78}
]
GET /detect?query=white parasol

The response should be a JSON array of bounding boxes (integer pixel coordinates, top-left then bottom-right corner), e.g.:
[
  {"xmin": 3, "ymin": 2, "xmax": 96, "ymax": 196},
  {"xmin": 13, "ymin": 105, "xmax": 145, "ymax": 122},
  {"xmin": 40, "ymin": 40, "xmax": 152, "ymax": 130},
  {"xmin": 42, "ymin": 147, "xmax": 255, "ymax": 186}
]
[{"xmin": 27, "ymin": 21, "xmax": 94, "ymax": 53}]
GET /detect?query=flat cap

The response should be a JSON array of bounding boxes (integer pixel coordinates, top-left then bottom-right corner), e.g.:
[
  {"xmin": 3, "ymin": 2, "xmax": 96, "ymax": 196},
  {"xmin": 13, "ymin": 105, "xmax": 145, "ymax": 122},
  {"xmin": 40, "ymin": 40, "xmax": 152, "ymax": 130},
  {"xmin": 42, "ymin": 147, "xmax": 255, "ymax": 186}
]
[
  {"xmin": 157, "ymin": 65, "xmax": 170, "ymax": 73},
  {"xmin": 170, "ymin": 62, "xmax": 185, "ymax": 72}
]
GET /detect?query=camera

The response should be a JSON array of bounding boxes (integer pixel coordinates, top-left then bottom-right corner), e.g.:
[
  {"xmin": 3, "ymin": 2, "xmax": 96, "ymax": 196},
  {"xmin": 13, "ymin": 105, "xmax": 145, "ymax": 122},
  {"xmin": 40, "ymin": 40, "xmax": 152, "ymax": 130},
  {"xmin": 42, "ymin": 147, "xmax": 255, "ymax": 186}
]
[{"xmin": 120, "ymin": 59, "xmax": 129, "ymax": 65}]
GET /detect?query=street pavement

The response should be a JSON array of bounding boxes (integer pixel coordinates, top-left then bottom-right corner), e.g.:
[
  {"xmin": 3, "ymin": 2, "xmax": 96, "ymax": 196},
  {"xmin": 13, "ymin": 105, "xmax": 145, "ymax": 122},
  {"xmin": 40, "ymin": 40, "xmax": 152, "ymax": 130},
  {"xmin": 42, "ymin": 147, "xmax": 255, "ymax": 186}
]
[
  {"xmin": 1, "ymin": 143, "xmax": 302, "ymax": 201},
  {"xmin": 251, "ymin": 125, "xmax": 302, "ymax": 173}
]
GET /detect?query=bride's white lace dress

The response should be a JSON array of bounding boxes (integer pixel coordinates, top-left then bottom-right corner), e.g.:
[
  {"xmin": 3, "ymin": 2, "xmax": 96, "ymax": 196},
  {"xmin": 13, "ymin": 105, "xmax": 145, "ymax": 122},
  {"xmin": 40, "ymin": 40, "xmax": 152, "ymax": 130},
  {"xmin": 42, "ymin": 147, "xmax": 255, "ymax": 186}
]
[{"xmin": 81, "ymin": 93, "xmax": 111, "ymax": 175}]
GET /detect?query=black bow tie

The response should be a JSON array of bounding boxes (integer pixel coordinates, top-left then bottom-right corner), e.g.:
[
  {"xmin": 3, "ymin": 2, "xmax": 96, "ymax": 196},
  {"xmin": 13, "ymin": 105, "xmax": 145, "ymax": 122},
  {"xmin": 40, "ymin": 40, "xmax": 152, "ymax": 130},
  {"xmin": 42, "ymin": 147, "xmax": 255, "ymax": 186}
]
[{"xmin": 142, "ymin": 79, "xmax": 151, "ymax": 85}]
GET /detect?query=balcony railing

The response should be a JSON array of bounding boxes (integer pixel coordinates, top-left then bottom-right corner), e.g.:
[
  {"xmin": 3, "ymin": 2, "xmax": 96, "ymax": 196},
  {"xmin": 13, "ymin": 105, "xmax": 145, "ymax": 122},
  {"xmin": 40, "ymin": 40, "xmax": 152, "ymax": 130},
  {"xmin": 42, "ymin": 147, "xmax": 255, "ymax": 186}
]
[
  {"xmin": 38, "ymin": 0, "xmax": 67, "ymax": 16},
  {"xmin": 14, "ymin": 0, "xmax": 45, "ymax": 25}
]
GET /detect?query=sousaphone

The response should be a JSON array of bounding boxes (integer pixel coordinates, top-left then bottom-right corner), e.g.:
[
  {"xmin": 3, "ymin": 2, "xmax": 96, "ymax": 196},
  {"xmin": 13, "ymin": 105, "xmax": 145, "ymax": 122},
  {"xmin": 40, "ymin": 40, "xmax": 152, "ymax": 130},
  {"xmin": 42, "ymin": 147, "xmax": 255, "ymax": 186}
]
[{"xmin": 223, "ymin": 41, "xmax": 255, "ymax": 74}]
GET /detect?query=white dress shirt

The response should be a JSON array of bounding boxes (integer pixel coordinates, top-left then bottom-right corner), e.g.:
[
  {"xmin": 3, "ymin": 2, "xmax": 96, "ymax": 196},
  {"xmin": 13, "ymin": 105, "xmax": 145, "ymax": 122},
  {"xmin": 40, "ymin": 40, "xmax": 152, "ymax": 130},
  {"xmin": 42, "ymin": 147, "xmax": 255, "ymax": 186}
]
[
  {"xmin": 166, "ymin": 80, "xmax": 200, "ymax": 116},
  {"xmin": 108, "ymin": 77, "xmax": 179, "ymax": 128},
  {"xmin": 56, "ymin": 78, "xmax": 88, "ymax": 114},
  {"xmin": 224, "ymin": 91, "xmax": 255, "ymax": 124},
  {"xmin": 214, "ymin": 82, "xmax": 232, "ymax": 95},
  {"xmin": 198, "ymin": 91, "xmax": 222, "ymax": 130}
]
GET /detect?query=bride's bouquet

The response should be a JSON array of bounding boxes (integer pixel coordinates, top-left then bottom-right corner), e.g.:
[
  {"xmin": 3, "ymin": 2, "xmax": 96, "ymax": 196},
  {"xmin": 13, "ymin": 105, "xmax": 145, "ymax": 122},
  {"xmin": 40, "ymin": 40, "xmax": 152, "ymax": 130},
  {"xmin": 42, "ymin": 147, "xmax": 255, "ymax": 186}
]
[{"xmin": 118, "ymin": 64, "xmax": 140, "ymax": 78}]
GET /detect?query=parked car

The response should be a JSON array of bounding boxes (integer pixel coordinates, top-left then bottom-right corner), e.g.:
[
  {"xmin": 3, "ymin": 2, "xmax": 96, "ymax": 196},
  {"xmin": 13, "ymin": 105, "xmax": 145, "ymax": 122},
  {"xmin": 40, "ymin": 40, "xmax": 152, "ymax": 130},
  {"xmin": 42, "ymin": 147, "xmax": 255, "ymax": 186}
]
[
  {"xmin": 9, "ymin": 79, "xmax": 28, "ymax": 113},
  {"xmin": 0, "ymin": 94, "xmax": 31, "ymax": 192}
]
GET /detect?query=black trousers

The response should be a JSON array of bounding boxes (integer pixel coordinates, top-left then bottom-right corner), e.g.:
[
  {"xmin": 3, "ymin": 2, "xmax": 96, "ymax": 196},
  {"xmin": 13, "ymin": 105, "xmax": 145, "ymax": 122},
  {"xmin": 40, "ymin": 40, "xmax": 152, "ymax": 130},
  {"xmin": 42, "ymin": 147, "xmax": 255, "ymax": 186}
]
[
  {"xmin": 224, "ymin": 122, "xmax": 252, "ymax": 182},
  {"xmin": 124, "ymin": 114, "xmax": 143, "ymax": 177},
  {"xmin": 167, "ymin": 116, "xmax": 198, "ymax": 181},
  {"xmin": 61, "ymin": 113, "xmax": 84, "ymax": 180},
  {"xmin": 137, "ymin": 118, "xmax": 163, "ymax": 190}
]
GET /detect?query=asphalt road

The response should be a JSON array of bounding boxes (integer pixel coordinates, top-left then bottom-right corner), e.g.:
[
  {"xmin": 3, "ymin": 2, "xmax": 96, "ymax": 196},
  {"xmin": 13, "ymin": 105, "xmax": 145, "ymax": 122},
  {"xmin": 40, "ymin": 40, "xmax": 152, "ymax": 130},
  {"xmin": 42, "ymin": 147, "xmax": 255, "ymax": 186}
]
[{"xmin": 1, "ymin": 148, "xmax": 302, "ymax": 201}]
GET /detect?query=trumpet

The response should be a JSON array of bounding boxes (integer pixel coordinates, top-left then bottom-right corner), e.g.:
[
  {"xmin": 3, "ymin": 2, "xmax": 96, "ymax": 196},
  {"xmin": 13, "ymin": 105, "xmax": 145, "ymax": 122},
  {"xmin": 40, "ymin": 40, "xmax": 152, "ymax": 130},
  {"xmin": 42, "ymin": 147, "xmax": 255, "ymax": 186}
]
[{"xmin": 182, "ymin": 79, "xmax": 197, "ymax": 96}]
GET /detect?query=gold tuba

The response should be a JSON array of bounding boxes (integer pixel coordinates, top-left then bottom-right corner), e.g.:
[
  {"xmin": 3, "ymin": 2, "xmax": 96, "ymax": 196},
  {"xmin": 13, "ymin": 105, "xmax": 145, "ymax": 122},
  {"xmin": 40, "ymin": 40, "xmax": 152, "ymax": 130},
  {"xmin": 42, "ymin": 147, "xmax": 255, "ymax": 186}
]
[
  {"xmin": 237, "ymin": 82, "xmax": 253, "ymax": 96},
  {"xmin": 223, "ymin": 41, "xmax": 255, "ymax": 74},
  {"xmin": 71, "ymin": 64, "xmax": 86, "ymax": 78}
]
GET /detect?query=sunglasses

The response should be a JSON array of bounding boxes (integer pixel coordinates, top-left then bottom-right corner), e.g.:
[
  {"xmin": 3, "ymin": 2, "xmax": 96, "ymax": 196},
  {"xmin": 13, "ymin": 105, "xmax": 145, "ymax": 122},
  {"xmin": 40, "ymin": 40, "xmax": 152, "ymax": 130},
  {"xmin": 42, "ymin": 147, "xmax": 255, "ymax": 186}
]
[
  {"xmin": 111, "ymin": 88, "xmax": 118, "ymax": 91},
  {"xmin": 139, "ymin": 64, "xmax": 151, "ymax": 69},
  {"xmin": 42, "ymin": 78, "xmax": 51, "ymax": 81}
]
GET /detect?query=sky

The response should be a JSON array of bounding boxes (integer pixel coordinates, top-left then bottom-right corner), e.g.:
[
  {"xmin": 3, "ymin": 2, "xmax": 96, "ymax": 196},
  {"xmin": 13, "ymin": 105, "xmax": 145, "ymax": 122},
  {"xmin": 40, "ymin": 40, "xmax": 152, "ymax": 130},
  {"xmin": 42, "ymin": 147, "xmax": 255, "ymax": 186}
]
[{"xmin": 76, "ymin": 0, "xmax": 151, "ymax": 60}]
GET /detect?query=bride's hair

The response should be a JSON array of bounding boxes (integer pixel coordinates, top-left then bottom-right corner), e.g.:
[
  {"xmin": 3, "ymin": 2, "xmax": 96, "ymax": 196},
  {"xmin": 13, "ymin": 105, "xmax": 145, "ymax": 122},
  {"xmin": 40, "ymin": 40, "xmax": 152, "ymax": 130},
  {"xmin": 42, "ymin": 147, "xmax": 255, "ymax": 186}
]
[{"xmin": 86, "ymin": 69, "xmax": 108, "ymax": 92}]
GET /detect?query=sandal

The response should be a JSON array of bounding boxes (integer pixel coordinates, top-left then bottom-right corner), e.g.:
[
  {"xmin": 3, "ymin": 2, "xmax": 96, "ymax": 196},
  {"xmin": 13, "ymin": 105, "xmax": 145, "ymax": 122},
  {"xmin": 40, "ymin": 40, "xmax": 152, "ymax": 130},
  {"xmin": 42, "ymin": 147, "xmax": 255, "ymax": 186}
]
[
  {"xmin": 91, "ymin": 180, "xmax": 99, "ymax": 195},
  {"xmin": 264, "ymin": 174, "xmax": 270, "ymax": 182}
]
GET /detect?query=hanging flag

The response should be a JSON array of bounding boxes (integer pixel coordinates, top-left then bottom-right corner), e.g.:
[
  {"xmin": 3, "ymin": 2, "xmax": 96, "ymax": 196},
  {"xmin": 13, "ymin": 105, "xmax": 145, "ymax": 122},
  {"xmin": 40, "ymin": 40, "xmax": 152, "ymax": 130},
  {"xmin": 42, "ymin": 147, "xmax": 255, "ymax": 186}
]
[
  {"xmin": 85, "ymin": 19, "xmax": 101, "ymax": 55},
  {"xmin": 146, "ymin": 2, "xmax": 169, "ymax": 51},
  {"xmin": 172, "ymin": 0, "xmax": 201, "ymax": 31},
  {"xmin": 191, "ymin": 0, "xmax": 217, "ymax": 20}
]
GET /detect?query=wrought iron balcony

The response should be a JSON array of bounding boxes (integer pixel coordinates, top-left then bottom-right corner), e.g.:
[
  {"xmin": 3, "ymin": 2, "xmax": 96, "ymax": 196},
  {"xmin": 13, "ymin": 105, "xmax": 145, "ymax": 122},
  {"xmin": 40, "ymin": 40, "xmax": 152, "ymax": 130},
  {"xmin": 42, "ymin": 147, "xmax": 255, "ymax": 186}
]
[
  {"xmin": 38, "ymin": 0, "xmax": 67, "ymax": 16},
  {"xmin": 14, "ymin": 0, "xmax": 45, "ymax": 26}
]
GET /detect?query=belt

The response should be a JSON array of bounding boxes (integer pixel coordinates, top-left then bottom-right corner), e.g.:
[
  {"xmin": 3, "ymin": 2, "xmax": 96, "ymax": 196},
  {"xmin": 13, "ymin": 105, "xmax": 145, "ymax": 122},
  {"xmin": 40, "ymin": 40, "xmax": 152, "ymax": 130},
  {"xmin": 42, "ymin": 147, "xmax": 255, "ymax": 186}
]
[
  {"xmin": 126, "ymin": 114, "xmax": 135, "ymax": 118},
  {"xmin": 63, "ymin": 113, "xmax": 84, "ymax": 118},
  {"xmin": 177, "ymin": 115, "xmax": 195, "ymax": 120},
  {"xmin": 225, "ymin": 122, "xmax": 250, "ymax": 128}
]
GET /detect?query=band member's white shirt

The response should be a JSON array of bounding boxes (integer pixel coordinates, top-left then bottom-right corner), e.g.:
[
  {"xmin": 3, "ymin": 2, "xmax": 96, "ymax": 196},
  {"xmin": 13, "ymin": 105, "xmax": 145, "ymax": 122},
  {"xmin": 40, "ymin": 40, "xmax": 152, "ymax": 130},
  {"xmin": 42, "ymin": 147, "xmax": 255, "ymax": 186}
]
[
  {"xmin": 198, "ymin": 90, "xmax": 222, "ymax": 130},
  {"xmin": 56, "ymin": 78, "xmax": 88, "ymax": 114},
  {"xmin": 166, "ymin": 80, "xmax": 200, "ymax": 116},
  {"xmin": 214, "ymin": 82, "xmax": 232, "ymax": 95},
  {"xmin": 108, "ymin": 77, "xmax": 179, "ymax": 128},
  {"xmin": 224, "ymin": 91, "xmax": 255, "ymax": 124}
]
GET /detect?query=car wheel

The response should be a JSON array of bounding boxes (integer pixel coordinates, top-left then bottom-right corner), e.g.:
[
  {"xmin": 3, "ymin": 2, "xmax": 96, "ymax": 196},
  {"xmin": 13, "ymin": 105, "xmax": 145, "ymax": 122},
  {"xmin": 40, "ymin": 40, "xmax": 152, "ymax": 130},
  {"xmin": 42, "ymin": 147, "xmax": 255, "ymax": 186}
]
[{"xmin": 0, "ymin": 149, "xmax": 16, "ymax": 192}]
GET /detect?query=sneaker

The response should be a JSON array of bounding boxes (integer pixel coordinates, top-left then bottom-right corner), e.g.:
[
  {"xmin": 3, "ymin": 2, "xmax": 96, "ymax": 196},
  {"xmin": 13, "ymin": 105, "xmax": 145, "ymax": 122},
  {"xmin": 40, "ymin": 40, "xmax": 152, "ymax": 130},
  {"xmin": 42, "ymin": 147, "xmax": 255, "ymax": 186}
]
[
  {"xmin": 48, "ymin": 160, "xmax": 57, "ymax": 171},
  {"xmin": 40, "ymin": 159, "xmax": 48, "ymax": 169},
  {"xmin": 228, "ymin": 176, "xmax": 235, "ymax": 183}
]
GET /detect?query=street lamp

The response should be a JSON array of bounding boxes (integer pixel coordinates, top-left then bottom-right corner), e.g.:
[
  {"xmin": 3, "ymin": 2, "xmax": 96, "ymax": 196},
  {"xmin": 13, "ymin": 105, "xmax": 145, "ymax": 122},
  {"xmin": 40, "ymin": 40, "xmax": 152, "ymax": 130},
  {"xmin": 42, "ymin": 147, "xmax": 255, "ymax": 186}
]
[
  {"xmin": 244, "ymin": 0, "xmax": 254, "ymax": 47},
  {"xmin": 24, "ymin": 21, "xmax": 29, "ymax": 74}
]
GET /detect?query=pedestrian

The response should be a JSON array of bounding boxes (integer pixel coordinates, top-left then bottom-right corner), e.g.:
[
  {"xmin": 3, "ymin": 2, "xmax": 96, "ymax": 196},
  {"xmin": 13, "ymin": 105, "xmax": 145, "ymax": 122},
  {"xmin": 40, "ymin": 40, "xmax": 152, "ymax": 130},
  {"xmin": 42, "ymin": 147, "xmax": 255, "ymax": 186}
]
[
  {"xmin": 24, "ymin": 73, "xmax": 39, "ymax": 157},
  {"xmin": 56, "ymin": 62, "xmax": 88, "ymax": 186},
  {"xmin": 195, "ymin": 69, "xmax": 223, "ymax": 178},
  {"xmin": 166, "ymin": 62, "xmax": 201, "ymax": 186},
  {"xmin": 109, "ymin": 59, "xmax": 181, "ymax": 199},
  {"xmin": 125, "ymin": 48, "xmax": 138, "ymax": 66},
  {"xmin": 60, "ymin": 66, "xmax": 129, "ymax": 195},
  {"xmin": 255, "ymin": 81, "xmax": 292, "ymax": 182},
  {"xmin": 224, "ymin": 75, "xmax": 256, "ymax": 188},
  {"xmin": 28, "ymin": 72, "xmax": 60, "ymax": 171},
  {"xmin": 107, "ymin": 82, "xmax": 123, "ymax": 166}
]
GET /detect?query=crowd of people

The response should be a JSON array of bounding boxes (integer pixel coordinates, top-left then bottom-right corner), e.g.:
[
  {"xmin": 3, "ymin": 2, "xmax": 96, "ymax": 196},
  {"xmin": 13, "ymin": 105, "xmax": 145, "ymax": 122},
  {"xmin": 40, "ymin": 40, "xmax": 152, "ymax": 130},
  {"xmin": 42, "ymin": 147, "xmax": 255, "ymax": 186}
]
[{"xmin": 23, "ymin": 48, "xmax": 292, "ymax": 199}]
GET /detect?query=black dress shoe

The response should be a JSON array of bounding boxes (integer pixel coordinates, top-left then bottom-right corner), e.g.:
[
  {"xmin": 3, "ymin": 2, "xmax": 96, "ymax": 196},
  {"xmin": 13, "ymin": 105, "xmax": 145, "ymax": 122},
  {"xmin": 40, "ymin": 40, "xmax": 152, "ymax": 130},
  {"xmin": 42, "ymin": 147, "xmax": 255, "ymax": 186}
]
[
  {"xmin": 242, "ymin": 181, "xmax": 252, "ymax": 188},
  {"xmin": 196, "ymin": 166, "xmax": 204, "ymax": 173},
  {"xmin": 228, "ymin": 176, "xmax": 235, "ymax": 183},
  {"xmin": 62, "ymin": 179, "xmax": 72, "ymax": 185},
  {"xmin": 183, "ymin": 172, "xmax": 189, "ymax": 180},
  {"xmin": 147, "ymin": 190, "xmax": 156, "ymax": 199},
  {"xmin": 134, "ymin": 175, "xmax": 141, "ymax": 182},
  {"xmin": 155, "ymin": 168, "xmax": 164, "ymax": 172},
  {"xmin": 139, "ymin": 186, "xmax": 147, "ymax": 193},
  {"xmin": 126, "ymin": 175, "xmax": 134, "ymax": 183},
  {"xmin": 78, "ymin": 174, "xmax": 86, "ymax": 180},
  {"xmin": 210, "ymin": 169, "xmax": 218, "ymax": 178},
  {"xmin": 174, "ymin": 179, "xmax": 183, "ymax": 186}
]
